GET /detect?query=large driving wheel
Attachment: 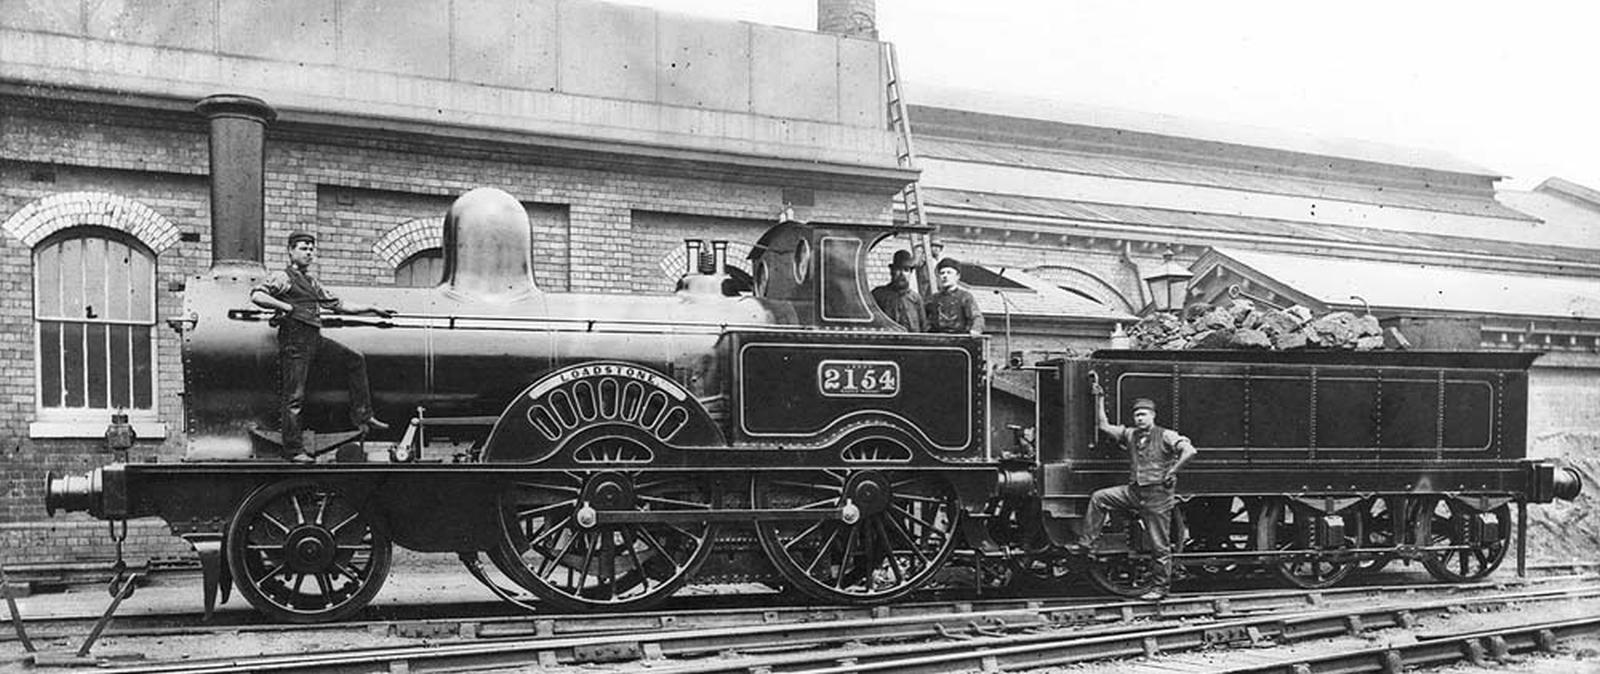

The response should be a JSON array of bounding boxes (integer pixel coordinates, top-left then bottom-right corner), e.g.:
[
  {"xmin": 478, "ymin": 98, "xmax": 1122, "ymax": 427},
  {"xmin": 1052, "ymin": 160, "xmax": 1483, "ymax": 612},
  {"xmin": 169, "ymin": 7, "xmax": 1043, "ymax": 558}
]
[
  {"xmin": 489, "ymin": 454, "xmax": 718, "ymax": 611},
  {"xmin": 753, "ymin": 469, "xmax": 962, "ymax": 603},
  {"xmin": 225, "ymin": 479, "xmax": 392, "ymax": 623},
  {"xmin": 1253, "ymin": 498, "xmax": 1354, "ymax": 589},
  {"xmin": 1413, "ymin": 497, "xmax": 1510, "ymax": 582}
]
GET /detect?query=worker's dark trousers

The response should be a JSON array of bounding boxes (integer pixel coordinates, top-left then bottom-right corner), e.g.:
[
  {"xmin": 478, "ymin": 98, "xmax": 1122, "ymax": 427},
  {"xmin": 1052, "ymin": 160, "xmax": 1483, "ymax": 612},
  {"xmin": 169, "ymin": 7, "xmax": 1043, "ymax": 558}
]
[
  {"xmin": 279, "ymin": 320, "xmax": 373, "ymax": 455},
  {"xmin": 1081, "ymin": 483, "xmax": 1176, "ymax": 589}
]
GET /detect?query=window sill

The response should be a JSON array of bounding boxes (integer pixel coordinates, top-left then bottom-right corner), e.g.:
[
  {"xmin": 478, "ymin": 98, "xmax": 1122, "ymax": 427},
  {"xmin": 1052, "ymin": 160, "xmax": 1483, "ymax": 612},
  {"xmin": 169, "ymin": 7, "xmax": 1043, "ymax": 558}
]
[{"xmin": 29, "ymin": 420, "xmax": 169, "ymax": 440}]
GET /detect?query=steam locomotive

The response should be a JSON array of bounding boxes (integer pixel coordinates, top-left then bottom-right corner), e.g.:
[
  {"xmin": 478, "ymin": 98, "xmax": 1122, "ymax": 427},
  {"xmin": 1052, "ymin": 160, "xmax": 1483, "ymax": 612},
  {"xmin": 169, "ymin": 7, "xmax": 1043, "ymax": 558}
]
[{"xmin": 43, "ymin": 96, "xmax": 1582, "ymax": 623}]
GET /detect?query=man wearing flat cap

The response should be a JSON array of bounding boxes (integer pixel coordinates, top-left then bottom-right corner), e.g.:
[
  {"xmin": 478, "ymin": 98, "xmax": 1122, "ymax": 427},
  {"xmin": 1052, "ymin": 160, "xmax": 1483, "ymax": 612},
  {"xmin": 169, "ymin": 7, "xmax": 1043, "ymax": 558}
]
[
  {"xmin": 871, "ymin": 249, "xmax": 925, "ymax": 332},
  {"xmin": 924, "ymin": 256, "xmax": 984, "ymax": 335},
  {"xmin": 251, "ymin": 231, "xmax": 396, "ymax": 463},
  {"xmin": 1074, "ymin": 388, "xmax": 1198, "ymax": 600}
]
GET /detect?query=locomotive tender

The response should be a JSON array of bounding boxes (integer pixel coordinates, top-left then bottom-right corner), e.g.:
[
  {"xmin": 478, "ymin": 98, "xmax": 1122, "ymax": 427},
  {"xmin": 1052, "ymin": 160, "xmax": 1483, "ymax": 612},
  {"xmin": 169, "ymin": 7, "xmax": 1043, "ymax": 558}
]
[{"xmin": 45, "ymin": 96, "xmax": 1581, "ymax": 622}]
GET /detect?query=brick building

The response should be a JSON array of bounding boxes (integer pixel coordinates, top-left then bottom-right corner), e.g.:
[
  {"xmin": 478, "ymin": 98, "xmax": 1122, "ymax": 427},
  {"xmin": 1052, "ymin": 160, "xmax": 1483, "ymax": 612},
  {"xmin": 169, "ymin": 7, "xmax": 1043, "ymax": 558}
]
[
  {"xmin": 0, "ymin": 0, "xmax": 909, "ymax": 566},
  {"xmin": 2, "ymin": 0, "xmax": 1596, "ymax": 570}
]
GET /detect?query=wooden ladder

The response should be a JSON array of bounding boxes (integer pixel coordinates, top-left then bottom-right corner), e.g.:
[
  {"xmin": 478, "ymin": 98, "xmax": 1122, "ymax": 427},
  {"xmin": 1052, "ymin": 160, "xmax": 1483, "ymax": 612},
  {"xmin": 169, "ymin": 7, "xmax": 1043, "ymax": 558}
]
[{"xmin": 884, "ymin": 42, "xmax": 936, "ymax": 295}]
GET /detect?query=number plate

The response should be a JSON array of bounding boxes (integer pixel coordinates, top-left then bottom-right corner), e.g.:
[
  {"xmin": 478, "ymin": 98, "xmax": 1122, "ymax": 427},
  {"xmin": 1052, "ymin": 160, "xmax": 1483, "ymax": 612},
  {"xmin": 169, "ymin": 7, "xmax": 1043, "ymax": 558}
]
[{"xmin": 818, "ymin": 360, "xmax": 900, "ymax": 398}]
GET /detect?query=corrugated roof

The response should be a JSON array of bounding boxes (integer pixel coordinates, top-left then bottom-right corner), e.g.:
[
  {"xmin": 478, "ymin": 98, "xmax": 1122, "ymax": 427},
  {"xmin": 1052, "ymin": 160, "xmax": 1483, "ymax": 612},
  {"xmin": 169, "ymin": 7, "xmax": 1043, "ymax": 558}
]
[
  {"xmin": 924, "ymin": 188, "xmax": 1600, "ymax": 268},
  {"xmin": 908, "ymin": 83, "xmax": 1501, "ymax": 177},
  {"xmin": 1210, "ymin": 248, "xmax": 1600, "ymax": 319},
  {"xmin": 921, "ymin": 159, "xmax": 1535, "ymax": 241},
  {"xmin": 920, "ymin": 137, "xmax": 1529, "ymax": 221}
]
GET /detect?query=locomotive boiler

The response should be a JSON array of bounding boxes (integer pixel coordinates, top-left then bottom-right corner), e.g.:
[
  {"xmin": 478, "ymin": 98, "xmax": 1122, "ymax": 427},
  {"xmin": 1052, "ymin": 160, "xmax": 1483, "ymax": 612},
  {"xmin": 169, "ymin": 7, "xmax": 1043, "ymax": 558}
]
[{"xmin": 42, "ymin": 94, "xmax": 1583, "ymax": 623}]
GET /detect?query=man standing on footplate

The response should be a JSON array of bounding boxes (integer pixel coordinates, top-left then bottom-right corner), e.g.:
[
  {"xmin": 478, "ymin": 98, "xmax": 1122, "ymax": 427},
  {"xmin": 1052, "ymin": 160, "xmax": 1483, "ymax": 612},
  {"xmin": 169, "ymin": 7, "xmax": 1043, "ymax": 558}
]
[{"xmin": 1073, "ymin": 384, "xmax": 1198, "ymax": 600}]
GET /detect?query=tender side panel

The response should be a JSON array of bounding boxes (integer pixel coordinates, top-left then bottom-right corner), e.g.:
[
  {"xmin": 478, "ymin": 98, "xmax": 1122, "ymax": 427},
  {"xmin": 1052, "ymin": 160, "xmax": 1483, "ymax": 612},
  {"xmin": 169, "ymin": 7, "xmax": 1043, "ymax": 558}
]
[
  {"xmin": 1039, "ymin": 351, "xmax": 1539, "ymax": 504},
  {"xmin": 1097, "ymin": 358, "xmax": 1517, "ymax": 459}
]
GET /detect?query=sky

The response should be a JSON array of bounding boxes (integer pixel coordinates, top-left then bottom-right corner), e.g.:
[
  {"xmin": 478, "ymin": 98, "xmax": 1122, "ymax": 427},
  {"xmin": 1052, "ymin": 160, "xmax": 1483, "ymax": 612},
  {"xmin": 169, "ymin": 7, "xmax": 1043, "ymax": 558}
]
[{"xmin": 619, "ymin": 0, "xmax": 1599, "ymax": 192}]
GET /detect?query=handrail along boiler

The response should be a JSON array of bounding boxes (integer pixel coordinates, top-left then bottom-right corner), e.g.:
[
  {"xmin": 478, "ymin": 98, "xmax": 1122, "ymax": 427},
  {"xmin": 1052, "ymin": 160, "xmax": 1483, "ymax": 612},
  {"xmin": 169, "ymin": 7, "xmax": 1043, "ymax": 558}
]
[{"xmin": 43, "ymin": 95, "xmax": 1581, "ymax": 621}]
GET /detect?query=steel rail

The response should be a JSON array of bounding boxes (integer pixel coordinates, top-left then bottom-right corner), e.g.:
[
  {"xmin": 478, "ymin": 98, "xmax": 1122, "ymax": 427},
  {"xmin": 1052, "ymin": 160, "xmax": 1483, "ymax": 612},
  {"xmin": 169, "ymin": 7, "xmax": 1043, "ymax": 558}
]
[
  {"xmin": 11, "ymin": 573, "xmax": 1586, "ymax": 644},
  {"xmin": 627, "ymin": 584, "xmax": 1600, "ymax": 674},
  {"xmin": 77, "ymin": 580, "xmax": 1600, "ymax": 673},
  {"xmin": 1213, "ymin": 615, "xmax": 1600, "ymax": 673}
]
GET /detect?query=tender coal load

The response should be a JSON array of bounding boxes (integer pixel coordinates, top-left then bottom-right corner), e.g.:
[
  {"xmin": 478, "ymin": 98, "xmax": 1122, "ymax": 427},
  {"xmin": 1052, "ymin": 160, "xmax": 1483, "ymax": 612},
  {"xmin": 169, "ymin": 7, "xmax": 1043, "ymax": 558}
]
[{"xmin": 1127, "ymin": 299, "xmax": 1408, "ymax": 350}]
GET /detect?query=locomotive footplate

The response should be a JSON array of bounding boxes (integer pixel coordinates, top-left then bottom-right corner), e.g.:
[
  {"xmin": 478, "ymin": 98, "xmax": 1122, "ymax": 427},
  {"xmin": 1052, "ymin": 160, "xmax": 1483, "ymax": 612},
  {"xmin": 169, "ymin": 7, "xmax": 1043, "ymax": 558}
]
[{"xmin": 591, "ymin": 507, "xmax": 852, "ymax": 524}]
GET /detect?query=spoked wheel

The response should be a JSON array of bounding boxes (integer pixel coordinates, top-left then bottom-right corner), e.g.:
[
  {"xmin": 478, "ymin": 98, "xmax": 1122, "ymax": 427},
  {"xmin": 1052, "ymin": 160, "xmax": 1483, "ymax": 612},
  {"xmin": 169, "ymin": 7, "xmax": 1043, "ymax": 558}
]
[
  {"xmin": 489, "ymin": 462, "xmax": 718, "ymax": 611},
  {"xmin": 1354, "ymin": 497, "xmax": 1400, "ymax": 574},
  {"xmin": 1413, "ymin": 497, "xmax": 1511, "ymax": 582},
  {"xmin": 225, "ymin": 479, "xmax": 392, "ymax": 623},
  {"xmin": 753, "ymin": 469, "xmax": 962, "ymax": 603},
  {"xmin": 1182, "ymin": 497, "xmax": 1254, "ymax": 576},
  {"xmin": 1253, "ymin": 498, "xmax": 1354, "ymax": 589}
]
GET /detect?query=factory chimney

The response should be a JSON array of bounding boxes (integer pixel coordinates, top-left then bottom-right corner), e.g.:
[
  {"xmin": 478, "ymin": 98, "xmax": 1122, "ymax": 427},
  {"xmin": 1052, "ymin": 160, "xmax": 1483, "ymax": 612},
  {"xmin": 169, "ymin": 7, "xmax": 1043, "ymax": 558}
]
[{"xmin": 817, "ymin": 0, "xmax": 877, "ymax": 38}]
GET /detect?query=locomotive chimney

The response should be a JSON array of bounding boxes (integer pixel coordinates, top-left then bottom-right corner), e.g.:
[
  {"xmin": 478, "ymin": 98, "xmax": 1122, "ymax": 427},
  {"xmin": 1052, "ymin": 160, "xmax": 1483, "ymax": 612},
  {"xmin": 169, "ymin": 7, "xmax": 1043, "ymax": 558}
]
[
  {"xmin": 441, "ymin": 187, "xmax": 538, "ymax": 302},
  {"xmin": 193, "ymin": 94, "xmax": 277, "ymax": 276}
]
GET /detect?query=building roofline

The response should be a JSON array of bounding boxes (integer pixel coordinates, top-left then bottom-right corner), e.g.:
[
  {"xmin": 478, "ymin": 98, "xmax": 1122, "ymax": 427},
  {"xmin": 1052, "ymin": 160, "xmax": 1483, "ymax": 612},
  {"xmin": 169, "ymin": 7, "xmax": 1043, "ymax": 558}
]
[{"xmin": 906, "ymin": 82, "xmax": 1503, "ymax": 180}]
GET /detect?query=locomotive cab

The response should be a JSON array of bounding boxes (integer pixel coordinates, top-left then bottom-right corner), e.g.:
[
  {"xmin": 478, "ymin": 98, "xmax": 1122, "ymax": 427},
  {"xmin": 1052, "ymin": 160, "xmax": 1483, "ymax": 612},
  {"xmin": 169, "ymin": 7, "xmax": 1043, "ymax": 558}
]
[{"xmin": 748, "ymin": 219, "xmax": 912, "ymax": 331}]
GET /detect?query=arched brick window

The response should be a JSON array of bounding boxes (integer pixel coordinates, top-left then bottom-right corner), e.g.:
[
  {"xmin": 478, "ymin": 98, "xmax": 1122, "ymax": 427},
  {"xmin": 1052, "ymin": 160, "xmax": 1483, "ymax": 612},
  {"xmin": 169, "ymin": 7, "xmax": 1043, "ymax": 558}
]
[
  {"xmin": 394, "ymin": 248, "xmax": 444, "ymax": 287},
  {"xmin": 34, "ymin": 227, "xmax": 157, "ymax": 414}
]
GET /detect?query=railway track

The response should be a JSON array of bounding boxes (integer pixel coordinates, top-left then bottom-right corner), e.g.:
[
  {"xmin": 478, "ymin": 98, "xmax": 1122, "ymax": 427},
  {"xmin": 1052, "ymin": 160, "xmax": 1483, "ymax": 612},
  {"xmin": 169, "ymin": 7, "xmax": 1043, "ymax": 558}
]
[{"xmin": 14, "ymin": 574, "xmax": 1598, "ymax": 673}]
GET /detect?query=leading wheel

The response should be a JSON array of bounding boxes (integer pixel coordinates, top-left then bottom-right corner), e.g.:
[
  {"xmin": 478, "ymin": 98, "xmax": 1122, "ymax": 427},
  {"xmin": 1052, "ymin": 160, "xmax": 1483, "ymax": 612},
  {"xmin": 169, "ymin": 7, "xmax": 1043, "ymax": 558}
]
[
  {"xmin": 488, "ymin": 454, "xmax": 718, "ymax": 611},
  {"xmin": 225, "ymin": 479, "xmax": 392, "ymax": 623},
  {"xmin": 753, "ymin": 469, "xmax": 962, "ymax": 604},
  {"xmin": 1414, "ymin": 497, "xmax": 1510, "ymax": 582},
  {"xmin": 1253, "ymin": 498, "xmax": 1354, "ymax": 589}
]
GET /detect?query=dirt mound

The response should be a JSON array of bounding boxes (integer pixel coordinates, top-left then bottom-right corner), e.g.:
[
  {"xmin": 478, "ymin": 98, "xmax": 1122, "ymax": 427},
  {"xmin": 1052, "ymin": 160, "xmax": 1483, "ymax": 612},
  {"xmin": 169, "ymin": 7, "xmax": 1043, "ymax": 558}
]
[{"xmin": 1525, "ymin": 432, "xmax": 1599, "ymax": 564}]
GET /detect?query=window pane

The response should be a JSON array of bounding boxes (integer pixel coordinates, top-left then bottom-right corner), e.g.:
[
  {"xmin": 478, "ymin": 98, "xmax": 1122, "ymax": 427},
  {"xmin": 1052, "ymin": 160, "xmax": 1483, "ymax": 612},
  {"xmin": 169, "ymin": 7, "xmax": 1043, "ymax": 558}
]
[
  {"xmin": 87, "ymin": 323, "xmax": 108, "ymax": 408},
  {"xmin": 36, "ymin": 245, "xmax": 61, "ymax": 318},
  {"xmin": 60, "ymin": 238, "xmax": 84, "ymax": 320},
  {"xmin": 83, "ymin": 237, "xmax": 108, "ymax": 322},
  {"xmin": 40, "ymin": 321, "xmax": 62, "ymax": 408},
  {"xmin": 132, "ymin": 325, "xmax": 152, "ymax": 410},
  {"xmin": 106, "ymin": 239, "xmax": 133, "ymax": 321},
  {"xmin": 62, "ymin": 321, "xmax": 85, "ymax": 408},
  {"xmin": 129, "ymin": 246, "xmax": 154, "ymax": 323},
  {"xmin": 110, "ymin": 324, "xmax": 131, "ymax": 409}
]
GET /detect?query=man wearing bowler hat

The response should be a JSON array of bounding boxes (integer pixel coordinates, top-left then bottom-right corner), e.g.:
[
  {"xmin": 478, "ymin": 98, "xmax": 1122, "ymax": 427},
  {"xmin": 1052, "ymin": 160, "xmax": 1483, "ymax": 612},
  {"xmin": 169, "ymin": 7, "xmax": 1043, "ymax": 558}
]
[
  {"xmin": 870, "ymin": 249, "xmax": 925, "ymax": 332},
  {"xmin": 251, "ymin": 231, "xmax": 396, "ymax": 463},
  {"xmin": 1074, "ymin": 386, "xmax": 1198, "ymax": 600}
]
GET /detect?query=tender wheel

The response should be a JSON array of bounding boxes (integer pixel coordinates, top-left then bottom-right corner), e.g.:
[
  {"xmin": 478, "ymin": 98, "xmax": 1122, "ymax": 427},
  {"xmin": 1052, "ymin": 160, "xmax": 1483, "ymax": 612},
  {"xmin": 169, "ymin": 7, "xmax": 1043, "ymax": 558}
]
[
  {"xmin": 489, "ymin": 457, "xmax": 718, "ymax": 611},
  {"xmin": 1182, "ymin": 497, "xmax": 1253, "ymax": 576},
  {"xmin": 1414, "ymin": 497, "xmax": 1510, "ymax": 582},
  {"xmin": 1253, "ymin": 498, "xmax": 1354, "ymax": 589},
  {"xmin": 225, "ymin": 479, "xmax": 392, "ymax": 623},
  {"xmin": 1083, "ymin": 507, "xmax": 1186, "ymax": 597},
  {"xmin": 1087, "ymin": 554, "xmax": 1161, "ymax": 597},
  {"xmin": 753, "ymin": 469, "xmax": 962, "ymax": 603},
  {"xmin": 1354, "ymin": 497, "xmax": 1399, "ymax": 574}
]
